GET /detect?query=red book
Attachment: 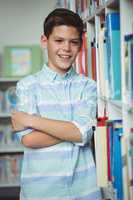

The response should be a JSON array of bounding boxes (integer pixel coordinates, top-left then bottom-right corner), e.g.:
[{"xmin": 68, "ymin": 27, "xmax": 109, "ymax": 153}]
[{"xmin": 91, "ymin": 41, "xmax": 97, "ymax": 80}]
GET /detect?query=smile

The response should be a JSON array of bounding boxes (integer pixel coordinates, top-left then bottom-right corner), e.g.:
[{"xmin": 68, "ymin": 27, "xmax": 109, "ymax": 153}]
[{"xmin": 58, "ymin": 55, "xmax": 71, "ymax": 59}]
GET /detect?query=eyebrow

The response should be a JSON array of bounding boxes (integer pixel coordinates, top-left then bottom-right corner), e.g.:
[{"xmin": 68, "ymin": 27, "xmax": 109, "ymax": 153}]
[{"xmin": 54, "ymin": 36, "xmax": 80, "ymax": 41}]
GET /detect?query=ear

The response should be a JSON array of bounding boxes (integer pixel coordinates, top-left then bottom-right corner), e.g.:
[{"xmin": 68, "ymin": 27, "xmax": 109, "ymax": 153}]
[{"xmin": 40, "ymin": 35, "xmax": 47, "ymax": 48}]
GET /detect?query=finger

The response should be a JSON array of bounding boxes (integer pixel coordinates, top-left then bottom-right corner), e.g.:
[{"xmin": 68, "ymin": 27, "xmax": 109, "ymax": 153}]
[
  {"xmin": 11, "ymin": 116, "xmax": 15, "ymax": 125},
  {"xmin": 11, "ymin": 118, "xmax": 18, "ymax": 130},
  {"xmin": 11, "ymin": 122, "xmax": 15, "ymax": 131},
  {"xmin": 11, "ymin": 119, "xmax": 15, "ymax": 130}
]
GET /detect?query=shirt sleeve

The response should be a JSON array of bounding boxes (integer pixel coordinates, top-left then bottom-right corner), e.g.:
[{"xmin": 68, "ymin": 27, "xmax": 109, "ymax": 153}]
[
  {"xmin": 72, "ymin": 80, "xmax": 97, "ymax": 146},
  {"xmin": 14, "ymin": 79, "xmax": 37, "ymax": 143}
]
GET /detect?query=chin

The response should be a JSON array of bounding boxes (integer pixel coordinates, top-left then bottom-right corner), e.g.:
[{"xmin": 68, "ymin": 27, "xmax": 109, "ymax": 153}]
[
  {"xmin": 62, "ymin": 66, "xmax": 71, "ymax": 72},
  {"xmin": 56, "ymin": 61, "xmax": 72, "ymax": 72},
  {"xmin": 61, "ymin": 63, "xmax": 71, "ymax": 69}
]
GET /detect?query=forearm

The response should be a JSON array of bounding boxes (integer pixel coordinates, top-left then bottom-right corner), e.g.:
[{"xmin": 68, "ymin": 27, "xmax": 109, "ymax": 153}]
[
  {"xmin": 11, "ymin": 111, "xmax": 82, "ymax": 143},
  {"xmin": 29, "ymin": 116, "xmax": 82, "ymax": 143},
  {"xmin": 21, "ymin": 130, "xmax": 61, "ymax": 149}
]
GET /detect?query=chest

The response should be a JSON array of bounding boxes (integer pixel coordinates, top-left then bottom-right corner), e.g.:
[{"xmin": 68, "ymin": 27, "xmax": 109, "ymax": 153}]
[{"xmin": 35, "ymin": 81, "xmax": 83, "ymax": 120}]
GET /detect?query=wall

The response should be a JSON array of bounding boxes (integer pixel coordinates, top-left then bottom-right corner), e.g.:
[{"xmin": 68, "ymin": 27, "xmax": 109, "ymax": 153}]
[{"xmin": 0, "ymin": 0, "xmax": 57, "ymax": 52}]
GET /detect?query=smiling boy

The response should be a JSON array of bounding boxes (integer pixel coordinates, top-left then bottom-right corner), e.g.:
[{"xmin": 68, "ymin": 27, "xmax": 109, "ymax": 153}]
[{"xmin": 11, "ymin": 8, "xmax": 102, "ymax": 200}]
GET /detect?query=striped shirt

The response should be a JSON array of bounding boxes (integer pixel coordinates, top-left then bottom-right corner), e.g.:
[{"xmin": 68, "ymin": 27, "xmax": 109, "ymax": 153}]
[{"xmin": 16, "ymin": 64, "xmax": 102, "ymax": 200}]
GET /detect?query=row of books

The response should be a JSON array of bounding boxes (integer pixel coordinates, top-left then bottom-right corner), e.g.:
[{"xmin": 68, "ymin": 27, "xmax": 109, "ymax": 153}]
[
  {"xmin": 0, "ymin": 87, "xmax": 17, "ymax": 113},
  {"xmin": 0, "ymin": 154, "xmax": 22, "ymax": 184},
  {"xmin": 95, "ymin": 118, "xmax": 133, "ymax": 200},
  {"xmin": 96, "ymin": 12, "xmax": 133, "ymax": 103},
  {"xmin": 75, "ymin": 11, "xmax": 124, "ymax": 102},
  {"xmin": 90, "ymin": 12, "xmax": 133, "ymax": 104},
  {"xmin": 77, "ymin": 12, "xmax": 122, "ymax": 101},
  {"xmin": 97, "ymin": 12, "xmax": 121, "ymax": 100},
  {"xmin": 57, "ymin": 0, "xmax": 109, "ymax": 19},
  {"xmin": 0, "ymin": 125, "xmax": 20, "ymax": 148}
]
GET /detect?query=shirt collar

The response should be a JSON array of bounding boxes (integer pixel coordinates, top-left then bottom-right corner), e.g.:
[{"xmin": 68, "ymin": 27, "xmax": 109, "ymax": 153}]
[{"xmin": 42, "ymin": 63, "xmax": 76, "ymax": 82}]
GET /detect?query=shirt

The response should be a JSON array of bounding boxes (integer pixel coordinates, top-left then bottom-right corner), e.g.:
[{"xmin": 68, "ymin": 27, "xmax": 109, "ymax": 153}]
[{"xmin": 16, "ymin": 64, "xmax": 102, "ymax": 200}]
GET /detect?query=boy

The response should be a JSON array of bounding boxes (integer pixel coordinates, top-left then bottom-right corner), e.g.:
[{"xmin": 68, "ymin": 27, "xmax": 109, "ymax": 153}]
[{"xmin": 11, "ymin": 8, "xmax": 102, "ymax": 200}]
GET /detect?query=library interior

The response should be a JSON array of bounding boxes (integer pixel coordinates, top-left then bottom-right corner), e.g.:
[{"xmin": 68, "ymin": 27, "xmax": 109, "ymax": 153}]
[{"xmin": 0, "ymin": 0, "xmax": 133, "ymax": 200}]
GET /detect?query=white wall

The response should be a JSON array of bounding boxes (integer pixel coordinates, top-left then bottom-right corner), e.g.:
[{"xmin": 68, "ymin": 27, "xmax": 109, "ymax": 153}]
[{"xmin": 0, "ymin": 0, "xmax": 57, "ymax": 52}]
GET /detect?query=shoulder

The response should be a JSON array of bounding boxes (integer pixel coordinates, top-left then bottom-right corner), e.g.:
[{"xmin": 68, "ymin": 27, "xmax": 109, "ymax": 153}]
[
  {"xmin": 16, "ymin": 69, "xmax": 42, "ymax": 90},
  {"xmin": 74, "ymin": 73, "xmax": 97, "ymax": 90}
]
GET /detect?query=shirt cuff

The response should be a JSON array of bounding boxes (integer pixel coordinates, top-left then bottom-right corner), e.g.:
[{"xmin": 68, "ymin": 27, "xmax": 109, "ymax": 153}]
[
  {"xmin": 15, "ymin": 128, "xmax": 33, "ymax": 143},
  {"xmin": 72, "ymin": 121, "xmax": 93, "ymax": 146}
]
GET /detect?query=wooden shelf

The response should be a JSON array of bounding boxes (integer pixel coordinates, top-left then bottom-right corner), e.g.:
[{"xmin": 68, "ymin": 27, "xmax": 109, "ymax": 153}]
[
  {"xmin": 0, "ymin": 182, "xmax": 20, "ymax": 188},
  {"xmin": 0, "ymin": 77, "xmax": 19, "ymax": 82},
  {"xmin": 0, "ymin": 146, "xmax": 24, "ymax": 153},
  {"xmin": 0, "ymin": 113, "xmax": 11, "ymax": 118},
  {"xmin": 99, "ymin": 96, "xmax": 122, "ymax": 109}
]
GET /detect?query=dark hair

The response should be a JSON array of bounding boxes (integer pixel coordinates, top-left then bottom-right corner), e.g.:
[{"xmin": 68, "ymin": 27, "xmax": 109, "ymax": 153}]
[{"xmin": 43, "ymin": 8, "xmax": 84, "ymax": 43}]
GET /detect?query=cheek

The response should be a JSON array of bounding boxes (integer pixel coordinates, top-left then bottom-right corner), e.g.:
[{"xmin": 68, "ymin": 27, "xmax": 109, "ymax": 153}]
[{"xmin": 47, "ymin": 48, "xmax": 56, "ymax": 57}]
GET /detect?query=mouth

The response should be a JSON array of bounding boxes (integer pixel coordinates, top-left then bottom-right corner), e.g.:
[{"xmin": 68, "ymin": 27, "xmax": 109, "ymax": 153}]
[{"xmin": 58, "ymin": 54, "xmax": 71, "ymax": 60}]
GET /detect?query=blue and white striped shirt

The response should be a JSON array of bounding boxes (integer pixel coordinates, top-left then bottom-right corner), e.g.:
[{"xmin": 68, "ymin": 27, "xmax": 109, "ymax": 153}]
[{"xmin": 16, "ymin": 64, "xmax": 102, "ymax": 200}]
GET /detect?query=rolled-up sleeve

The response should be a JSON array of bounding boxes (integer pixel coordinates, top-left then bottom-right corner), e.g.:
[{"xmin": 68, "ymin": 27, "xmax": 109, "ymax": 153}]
[
  {"xmin": 72, "ymin": 81, "xmax": 97, "ymax": 146},
  {"xmin": 15, "ymin": 79, "xmax": 37, "ymax": 143}
]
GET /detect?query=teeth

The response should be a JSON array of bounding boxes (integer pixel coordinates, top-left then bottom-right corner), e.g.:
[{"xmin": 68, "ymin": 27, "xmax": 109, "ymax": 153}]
[{"xmin": 59, "ymin": 55, "xmax": 70, "ymax": 58}]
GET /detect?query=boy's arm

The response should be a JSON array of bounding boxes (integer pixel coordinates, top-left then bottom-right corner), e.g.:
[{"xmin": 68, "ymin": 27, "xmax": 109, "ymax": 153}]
[
  {"xmin": 14, "ymin": 80, "xmax": 61, "ymax": 149},
  {"xmin": 21, "ymin": 130, "xmax": 61, "ymax": 148},
  {"xmin": 12, "ymin": 112, "xmax": 82, "ymax": 143},
  {"xmin": 13, "ymin": 79, "xmax": 97, "ymax": 147},
  {"xmin": 28, "ymin": 116, "xmax": 82, "ymax": 143}
]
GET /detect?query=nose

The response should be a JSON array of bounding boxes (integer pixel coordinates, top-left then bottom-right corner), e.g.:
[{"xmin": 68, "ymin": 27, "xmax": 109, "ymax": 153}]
[{"xmin": 63, "ymin": 41, "xmax": 71, "ymax": 51}]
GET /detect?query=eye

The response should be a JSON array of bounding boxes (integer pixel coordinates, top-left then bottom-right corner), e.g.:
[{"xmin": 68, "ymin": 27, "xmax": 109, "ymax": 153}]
[
  {"xmin": 55, "ymin": 39, "xmax": 63, "ymax": 43},
  {"xmin": 71, "ymin": 40, "xmax": 80, "ymax": 45}
]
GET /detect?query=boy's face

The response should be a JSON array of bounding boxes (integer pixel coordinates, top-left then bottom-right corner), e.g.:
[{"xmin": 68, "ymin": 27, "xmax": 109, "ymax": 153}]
[{"xmin": 41, "ymin": 25, "xmax": 81, "ymax": 75}]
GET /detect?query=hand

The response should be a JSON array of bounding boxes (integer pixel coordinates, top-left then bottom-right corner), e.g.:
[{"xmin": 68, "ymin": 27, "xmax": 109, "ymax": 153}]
[
  {"xmin": 11, "ymin": 110, "xmax": 32, "ymax": 132},
  {"xmin": 11, "ymin": 117, "xmax": 26, "ymax": 132}
]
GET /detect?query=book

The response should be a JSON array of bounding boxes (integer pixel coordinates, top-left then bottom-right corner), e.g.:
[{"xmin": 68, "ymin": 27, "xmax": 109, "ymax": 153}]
[
  {"xmin": 121, "ymin": 136, "xmax": 131, "ymax": 200},
  {"xmin": 105, "ymin": 12, "xmax": 121, "ymax": 100},
  {"xmin": 91, "ymin": 40, "xmax": 97, "ymax": 80},
  {"xmin": 106, "ymin": 121, "xmax": 113, "ymax": 182},
  {"xmin": 98, "ymin": 26, "xmax": 107, "ymax": 97},
  {"xmin": 112, "ymin": 120, "xmax": 123, "ymax": 200},
  {"xmin": 128, "ymin": 128, "xmax": 133, "ymax": 199},
  {"xmin": 4, "ymin": 86, "xmax": 17, "ymax": 112},
  {"xmin": 94, "ymin": 116, "xmax": 108, "ymax": 187},
  {"xmin": 0, "ymin": 157, "xmax": 6, "ymax": 182},
  {"xmin": 0, "ymin": 125, "xmax": 5, "ymax": 146},
  {"xmin": 0, "ymin": 90, "xmax": 4, "ymax": 113},
  {"xmin": 124, "ymin": 34, "xmax": 133, "ymax": 105}
]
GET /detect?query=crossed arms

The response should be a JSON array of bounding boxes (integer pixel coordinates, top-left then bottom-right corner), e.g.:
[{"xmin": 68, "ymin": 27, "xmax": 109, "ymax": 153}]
[
  {"xmin": 11, "ymin": 111, "xmax": 82, "ymax": 148},
  {"xmin": 12, "ymin": 79, "xmax": 97, "ymax": 149}
]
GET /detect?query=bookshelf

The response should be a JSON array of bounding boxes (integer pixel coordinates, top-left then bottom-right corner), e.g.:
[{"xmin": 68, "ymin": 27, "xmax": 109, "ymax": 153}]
[
  {"xmin": 0, "ymin": 1, "xmax": 57, "ymax": 198},
  {"xmin": 57, "ymin": 0, "xmax": 133, "ymax": 200},
  {"xmin": 0, "ymin": 52, "xmax": 43, "ymax": 198},
  {"xmin": 120, "ymin": 1, "xmax": 133, "ymax": 200},
  {"xmin": 0, "ymin": 78, "xmax": 23, "ymax": 197}
]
